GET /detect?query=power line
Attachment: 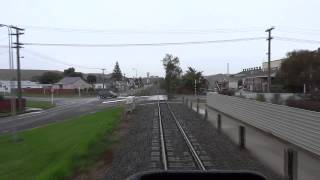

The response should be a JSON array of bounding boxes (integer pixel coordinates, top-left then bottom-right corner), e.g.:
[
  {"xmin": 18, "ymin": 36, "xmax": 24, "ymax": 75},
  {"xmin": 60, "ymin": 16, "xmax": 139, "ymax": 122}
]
[
  {"xmin": 23, "ymin": 49, "xmax": 102, "ymax": 70},
  {"xmin": 21, "ymin": 25, "xmax": 265, "ymax": 34},
  {"xmin": 277, "ymin": 27, "xmax": 320, "ymax": 33},
  {"xmin": 22, "ymin": 37, "xmax": 266, "ymax": 47},
  {"xmin": 274, "ymin": 36, "xmax": 320, "ymax": 44}
]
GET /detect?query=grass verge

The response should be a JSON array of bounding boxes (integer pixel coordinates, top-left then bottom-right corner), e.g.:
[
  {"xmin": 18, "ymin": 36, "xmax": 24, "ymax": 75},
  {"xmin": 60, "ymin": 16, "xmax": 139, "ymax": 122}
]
[
  {"xmin": 26, "ymin": 100, "xmax": 55, "ymax": 109},
  {"xmin": 0, "ymin": 107, "xmax": 123, "ymax": 180}
]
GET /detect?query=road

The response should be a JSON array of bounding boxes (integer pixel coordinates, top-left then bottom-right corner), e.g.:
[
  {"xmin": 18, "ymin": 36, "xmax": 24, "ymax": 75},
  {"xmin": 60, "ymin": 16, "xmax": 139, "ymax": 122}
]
[{"xmin": 0, "ymin": 97, "xmax": 120, "ymax": 134}]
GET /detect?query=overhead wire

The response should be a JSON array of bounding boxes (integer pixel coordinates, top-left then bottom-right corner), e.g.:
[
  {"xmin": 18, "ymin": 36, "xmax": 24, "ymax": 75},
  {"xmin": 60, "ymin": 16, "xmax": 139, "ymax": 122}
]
[
  {"xmin": 23, "ymin": 49, "xmax": 102, "ymax": 70},
  {"xmin": 22, "ymin": 37, "xmax": 266, "ymax": 47},
  {"xmin": 20, "ymin": 25, "xmax": 265, "ymax": 34},
  {"xmin": 274, "ymin": 36, "xmax": 320, "ymax": 44}
]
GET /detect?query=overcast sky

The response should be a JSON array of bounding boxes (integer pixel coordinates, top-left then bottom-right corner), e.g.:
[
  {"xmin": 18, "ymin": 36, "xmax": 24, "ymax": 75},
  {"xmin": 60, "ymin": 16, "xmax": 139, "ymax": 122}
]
[{"xmin": 0, "ymin": 0, "xmax": 320, "ymax": 77}]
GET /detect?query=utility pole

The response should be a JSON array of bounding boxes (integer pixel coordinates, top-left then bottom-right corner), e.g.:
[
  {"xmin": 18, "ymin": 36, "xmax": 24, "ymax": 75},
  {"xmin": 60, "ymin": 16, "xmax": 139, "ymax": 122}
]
[
  {"xmin": 194, "ymin": 79, "xmax": 197, "ymax": 96},
  {"xmin": 227, "ymin": 62, "xmax": 229, "ymax": 76},
  {"xmin": 101, "ymin": 68, "xmax": 106, "ymax": 89},
  {"xmin": 11, "ymin": 26, "xmax": 24, "ymax": 112},
  {"xmin": 132, "ymin": 68, "xmax": 138, "ymax": 79},
  {"xmin": 265, "ymin": 27, "xmax": 274, "ymax": 93}
]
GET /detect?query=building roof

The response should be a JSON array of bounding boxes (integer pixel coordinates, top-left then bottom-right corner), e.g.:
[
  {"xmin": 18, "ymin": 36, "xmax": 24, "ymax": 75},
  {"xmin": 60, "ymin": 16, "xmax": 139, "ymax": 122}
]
[
  {"xmin": 235, "ymin": 69, "xmax": 277, "ymax": 78},
  {"xmin": 57, "ymin": 77, "xmax": 83, "ymax": 85}
]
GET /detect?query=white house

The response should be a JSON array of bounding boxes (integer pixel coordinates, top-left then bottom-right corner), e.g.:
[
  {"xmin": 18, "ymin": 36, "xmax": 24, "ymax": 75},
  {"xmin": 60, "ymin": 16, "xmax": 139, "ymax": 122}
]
[
  {"xmin": 0, "ymin": 80, "xmax": 44, "ymax": 93},
  {"xmin": 56, "ymin": 77, "xmax": 91, "ymax": 89}
]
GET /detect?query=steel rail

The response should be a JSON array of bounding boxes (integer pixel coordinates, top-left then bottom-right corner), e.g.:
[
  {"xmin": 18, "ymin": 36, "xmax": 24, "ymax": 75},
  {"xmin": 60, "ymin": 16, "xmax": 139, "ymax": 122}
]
[
  {"xmin": 157, "ymin": 101, "xmax": 168, "ymax": 170},
  {"xmin": 165, "ymin": 102, "xmax": 206, "ymax": 171}
]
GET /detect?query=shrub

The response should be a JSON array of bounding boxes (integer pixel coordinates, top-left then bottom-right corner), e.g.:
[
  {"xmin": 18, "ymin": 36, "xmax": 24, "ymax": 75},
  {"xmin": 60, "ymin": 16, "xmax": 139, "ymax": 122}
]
[
  {"xmin": 0, "ymin": 94, "xmax": 4, "ymax": 100},
  {"xmin": 256, "ymin": 94, "xmax": 266, "ymax": 102},
  {"xmin": 219, "ymin": 89, "xmax": 235, "ymax": 96},
  {"xmin": 286, "ymin": 99, "xmax": 320, "ymax": 112},
  {"xmin": 310, "ymin": 91, "xmax": 320, "ymax": 101},
  {"xmin": 271, "ymin": 93, "xmax": 282, "ymax": 104}
]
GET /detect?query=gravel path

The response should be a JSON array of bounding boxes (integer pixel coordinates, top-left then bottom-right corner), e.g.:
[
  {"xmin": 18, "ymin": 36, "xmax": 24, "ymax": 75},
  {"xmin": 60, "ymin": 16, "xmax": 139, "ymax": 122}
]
[
  {"xmin": 102, "ymin": 104, "xmax": 154, "ymax": 180},
  {"xmin": 169, "ymin": 102, "xmax": 284, "ymax": 180}
]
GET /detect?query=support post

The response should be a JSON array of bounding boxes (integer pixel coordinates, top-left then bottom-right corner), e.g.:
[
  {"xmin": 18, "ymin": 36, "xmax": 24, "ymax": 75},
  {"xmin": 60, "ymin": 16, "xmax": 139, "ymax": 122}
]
[
  {"xmin": 284, "ymin": 148, "xmax": 298, "ymax": 180},
  {"xmin": 182, "ymin": 96, "xmax": 184, "ymax": 104},
  {"xmin": 196, "ymin": 97, "xmax": 199, "ymax": 113},
  {"xmin": 51, "ymin": 86, "xmax": 54, "ymax": 105},
  {"xmin": 239, "ymin": 125, "xmax": 246, "ymax": 148},
  {"xmin": 101, "ymin": 68, "xmax": 105, "ymax": 89},
  {"xmin": 204, "ymin": 108, "xmax": 208, "ymax": 120},
  {"xmin": 217, "ymin": 114, "xmax": 221, "ymax": 131}
]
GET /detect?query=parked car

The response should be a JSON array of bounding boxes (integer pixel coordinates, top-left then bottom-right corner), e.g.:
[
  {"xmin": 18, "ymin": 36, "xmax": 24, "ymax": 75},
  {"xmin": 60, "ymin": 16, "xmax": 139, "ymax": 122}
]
[{"xmin": 97, "ymin": 90, "xmax": 118, "ymax": 99}]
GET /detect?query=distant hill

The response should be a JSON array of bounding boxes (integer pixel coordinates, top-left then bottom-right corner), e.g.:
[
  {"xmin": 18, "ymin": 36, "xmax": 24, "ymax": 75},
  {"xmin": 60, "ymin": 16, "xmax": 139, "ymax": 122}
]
[
  {"xmin": 0, "ymin": 69, "xmax": 62, "ymax": 81},
  {"xmin": 205, "ymin": 74, "xmax": 231, "ymax": 89},
  {"xmin": 0, "ymin": 69, "xmax": 114, "ymax": 83}
]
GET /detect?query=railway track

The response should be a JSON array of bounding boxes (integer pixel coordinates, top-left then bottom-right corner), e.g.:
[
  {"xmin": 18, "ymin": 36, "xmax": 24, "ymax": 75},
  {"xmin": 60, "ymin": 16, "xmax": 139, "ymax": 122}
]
[{"xmin": 150, "ymin": 100, "xmax": 212, "ymax": 171}]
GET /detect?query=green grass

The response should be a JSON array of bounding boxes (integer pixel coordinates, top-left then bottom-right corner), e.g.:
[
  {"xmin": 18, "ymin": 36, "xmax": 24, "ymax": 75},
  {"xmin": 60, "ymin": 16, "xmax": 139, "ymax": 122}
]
[
  {"xmin": 0, "ymin": 107, "xmax": 123, "ymax": 180},
  {"xmin": 26, "ymin": 100, "xmax": 55, "ymax": 109}
]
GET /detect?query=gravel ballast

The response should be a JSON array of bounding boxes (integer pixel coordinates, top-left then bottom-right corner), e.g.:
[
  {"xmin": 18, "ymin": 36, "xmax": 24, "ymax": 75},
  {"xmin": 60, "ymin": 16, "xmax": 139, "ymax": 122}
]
[
  {"xmin": 103, "ymin": 100, "xmax": 283, "ymax": 180},
  {"xmin": 169, "ymin": 102, "xmax": 283, "ymax": 180},
  {"xmin": 103, "ymin": 104, "xmax": 154, "ymax": 180}
]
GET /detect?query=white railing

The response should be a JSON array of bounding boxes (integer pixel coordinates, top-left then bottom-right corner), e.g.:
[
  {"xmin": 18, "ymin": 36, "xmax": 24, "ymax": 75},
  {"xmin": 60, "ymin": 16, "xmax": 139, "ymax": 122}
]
[{"xmin": 207, "ymin": 93, "xmax": 320, "ymax": 157}]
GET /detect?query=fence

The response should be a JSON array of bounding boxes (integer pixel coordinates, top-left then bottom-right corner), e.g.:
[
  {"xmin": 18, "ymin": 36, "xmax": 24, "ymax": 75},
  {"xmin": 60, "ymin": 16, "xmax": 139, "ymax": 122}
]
[
  {"xmin": 207, "ymin": 93, "xmax": 320, "ymax": 157},
  {"xmin": 204, "ymin": 93, "xmax": 320, "ymax": 180},
  {"xmin": 22, "ymin": 88, "xmax": 96, "ymax": 96}
]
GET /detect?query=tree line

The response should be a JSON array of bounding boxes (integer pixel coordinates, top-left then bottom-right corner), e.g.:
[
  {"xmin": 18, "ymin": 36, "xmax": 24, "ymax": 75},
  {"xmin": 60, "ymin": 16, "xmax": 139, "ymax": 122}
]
[
  {"xmin": 36, "ymin": 61, "xmax": 124, "ymax": 86},
  {"xmin": 277, "ymin": 48, "xmax": 320, "ymax": 94},
  {"xmin": 161, "ymin": 54, "xmax": 208, "ymax": 96}
]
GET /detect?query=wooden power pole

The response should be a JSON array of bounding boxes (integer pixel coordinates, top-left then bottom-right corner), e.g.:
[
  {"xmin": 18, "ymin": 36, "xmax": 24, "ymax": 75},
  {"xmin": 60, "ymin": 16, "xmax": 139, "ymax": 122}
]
[
  {"xmin": 265, "ymin": 27, "xmax": 274, "ymax": 93},
  {"xmin": 101, "ymin": 68, "xmax": 106, "ymax": 89},
  {"xmin": 11, "ymin": 26, "xmax": 24, "ymax": 111}
]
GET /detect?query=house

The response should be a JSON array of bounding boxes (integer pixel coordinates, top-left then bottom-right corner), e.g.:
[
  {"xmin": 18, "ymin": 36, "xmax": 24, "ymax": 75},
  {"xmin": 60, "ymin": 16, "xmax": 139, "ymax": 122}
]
[
  {"xmin": 205, "ymin": 74, "xmax": 231, "ymax": 90},
  {"xmin": 0, "ymin": 80, "xmax": 45, "ymax": 93},
  {"xmin": 205, "ymin": 74, "xmax": 242, "ymax": 91},
  {"xmin": 237, "ymin": 67, "xmax": 278, "ymax": 92},
  {"xmin": 56, "ymin": 77, "xmax": 91, "ymax": 89}
]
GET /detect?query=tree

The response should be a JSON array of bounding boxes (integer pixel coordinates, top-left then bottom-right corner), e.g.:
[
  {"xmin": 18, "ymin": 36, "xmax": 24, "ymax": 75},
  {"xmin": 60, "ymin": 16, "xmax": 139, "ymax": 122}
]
[
  {"xmin": 63, "ymin": 67, "xmax": 83, "ymax": 77},
  {"xmin": 111, "ymin": 61, "xmax": 122, "ymax": 81},
  {"xmin": 279, "ymin": 49, "xmax": 320, "ymax": 92},
  {"xmin": 31, "ymin": 75, "xmax": 40, "ymax": 82},
  {"xmin": 87, "ymin": 74, "xmax": 97, "ymax": 87},
  {"xmin": 162, "ymin": 54, "xmax": 182, "ymax": 95},
  {"xmin": 181, "ymin": 67, "xmax": 207, "ymax": 93},
  {"xmin": 39, "ymin": 72, "xmax": 63, "ymax": 84}
]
